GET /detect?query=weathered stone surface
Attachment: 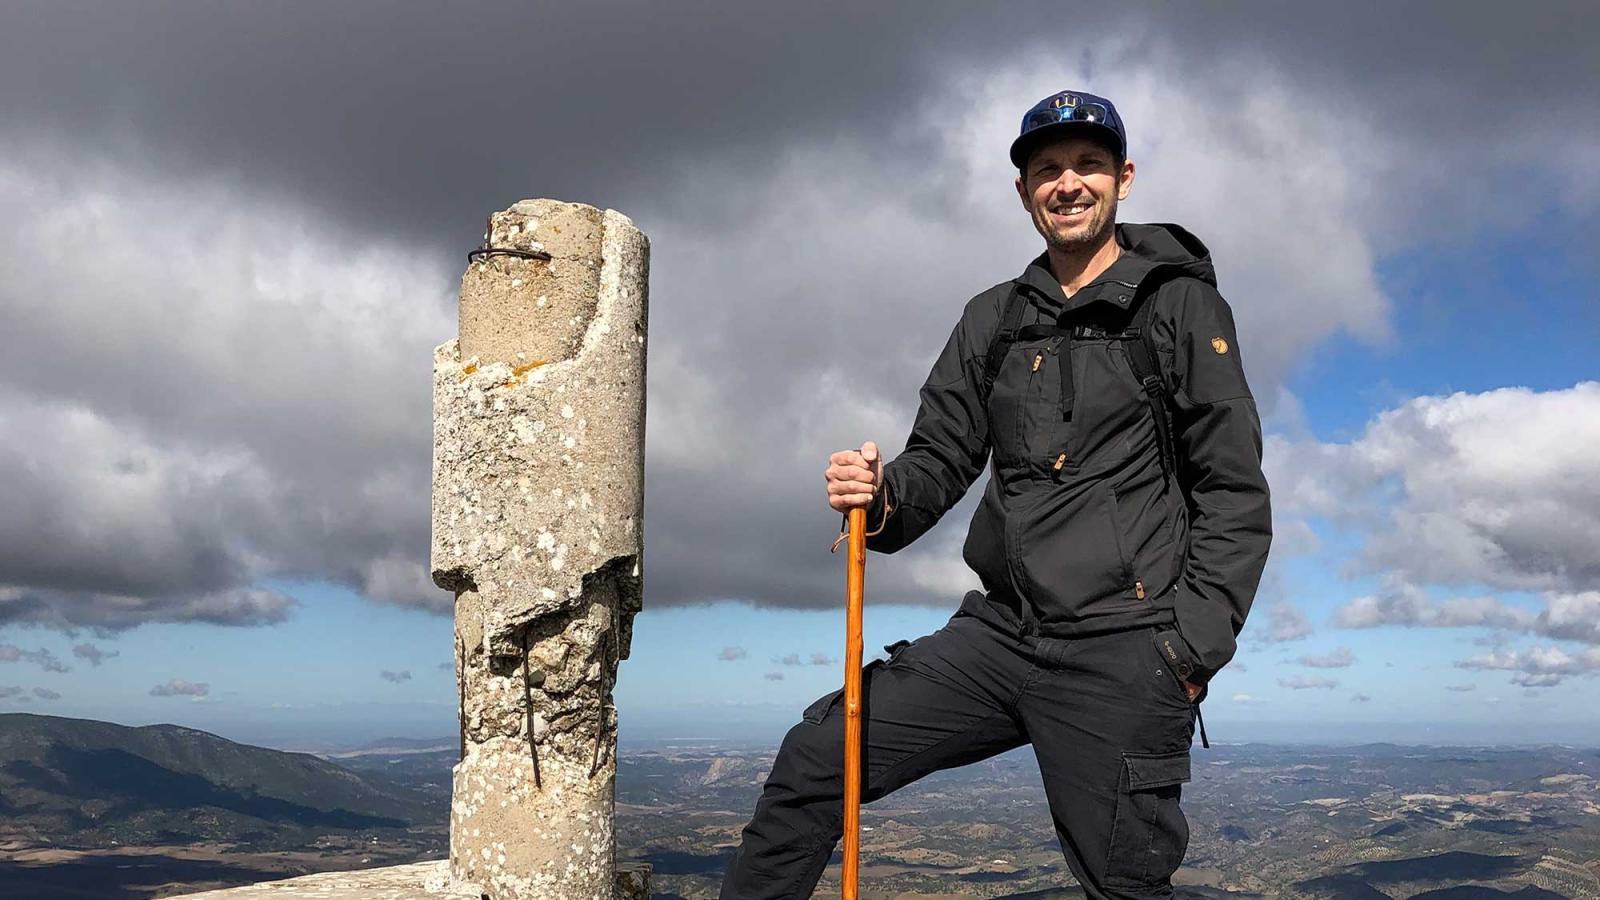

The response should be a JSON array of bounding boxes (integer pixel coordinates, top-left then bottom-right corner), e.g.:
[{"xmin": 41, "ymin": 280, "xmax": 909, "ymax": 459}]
[
  {"xmin": 168, "ymin": 860, "xmax": 476, "ymax": 898},
  {"xmin": 458, "ymin": 199, "xmax": 605, "ymax": 372},
  {"xmin": 432, "ymin": 200, "xmax": 649, "ymax": 899},
  {"xmin": 170, "ymin": 860, "xmax": 653, "ymax": 899},
  {"xmin": 613, "ymin": 862, "xmax": 651, "ymax": 900}
]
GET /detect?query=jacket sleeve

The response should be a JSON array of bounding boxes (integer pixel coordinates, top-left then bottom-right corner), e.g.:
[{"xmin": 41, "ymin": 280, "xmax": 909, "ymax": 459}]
[
  {"xmin": 837, "ymin": 296, "xmax": 995, "ymax": 554},
  {"xmin": 1156, "ymin": 280, "xmax": 1273, "ymax": 688}
]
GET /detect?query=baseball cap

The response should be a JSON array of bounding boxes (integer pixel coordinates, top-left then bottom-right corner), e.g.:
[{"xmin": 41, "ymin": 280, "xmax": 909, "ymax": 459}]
[{"xmin": 1009, "ymin": 90, "xmax": 1126, "ymax": 170}]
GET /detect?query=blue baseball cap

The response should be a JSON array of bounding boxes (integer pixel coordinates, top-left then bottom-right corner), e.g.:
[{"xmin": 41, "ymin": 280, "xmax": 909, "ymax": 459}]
[{"xmin": 1009, "ymin": 90, "xmax": 1126, "ymax": 170}]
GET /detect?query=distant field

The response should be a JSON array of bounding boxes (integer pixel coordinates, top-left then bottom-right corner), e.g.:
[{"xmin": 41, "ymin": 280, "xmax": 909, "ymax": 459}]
[{"xmin": 3, "ymin": 714, "xmax": 1598, "ymax": 898}]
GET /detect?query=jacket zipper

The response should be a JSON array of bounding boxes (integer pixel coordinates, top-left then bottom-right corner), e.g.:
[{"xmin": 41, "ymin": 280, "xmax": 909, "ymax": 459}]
[
  {"xmin": 1006, "ymin": 344, "xmax": 1048, "ymax": 633},
  {"xmin": 1017, "ymin": 347, "xmax": 1043, "ymax": 462}
]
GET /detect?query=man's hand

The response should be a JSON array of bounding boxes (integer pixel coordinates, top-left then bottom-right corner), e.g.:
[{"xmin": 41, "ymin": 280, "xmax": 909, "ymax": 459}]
[
  {"xmin": 1183, "ymin": 680, "xmax": 1202, "ymax": 703},
  {"xmin": 826, "ymin": 442, "xmax": 883, "ymax": 512}
]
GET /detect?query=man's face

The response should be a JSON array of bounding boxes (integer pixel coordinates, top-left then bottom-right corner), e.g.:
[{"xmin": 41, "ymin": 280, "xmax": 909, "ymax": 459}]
[{"xmin": 1014, "ymin": 135, "xmax": 1135, "ymax": 252}]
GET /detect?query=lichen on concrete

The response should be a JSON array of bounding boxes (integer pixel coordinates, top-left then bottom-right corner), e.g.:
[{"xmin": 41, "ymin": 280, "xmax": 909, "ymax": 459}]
[{"xmin": 431, "ymin": 200, "xmax": 650, "ymax": 899}]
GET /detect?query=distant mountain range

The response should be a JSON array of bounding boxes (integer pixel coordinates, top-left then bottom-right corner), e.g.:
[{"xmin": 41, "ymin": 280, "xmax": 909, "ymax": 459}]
[{"xmin": 0, "ymin": 713, "xmax": 443, "ymax": 849}]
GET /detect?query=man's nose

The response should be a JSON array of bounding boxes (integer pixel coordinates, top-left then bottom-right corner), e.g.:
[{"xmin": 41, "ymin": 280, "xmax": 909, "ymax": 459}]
[{"xmin": 1052, "ymin": 170, "xmax": 1084, "ymax": 195}]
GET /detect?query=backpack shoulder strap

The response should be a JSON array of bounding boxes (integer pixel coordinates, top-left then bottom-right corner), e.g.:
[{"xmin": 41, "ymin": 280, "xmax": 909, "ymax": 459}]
[
  {"xmin": 981, "ymin": 282, "xmax": 1029, "ymax": 402},
  {"xmin": 1118, "ymin": 270, "xmax": 1183, "ymax": 480}
]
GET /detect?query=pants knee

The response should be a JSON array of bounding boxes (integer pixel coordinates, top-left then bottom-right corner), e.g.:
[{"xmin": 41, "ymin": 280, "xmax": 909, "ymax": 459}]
[{"xmin": 771, "ymin": 719, "xmax": 844, "ymax": 786}]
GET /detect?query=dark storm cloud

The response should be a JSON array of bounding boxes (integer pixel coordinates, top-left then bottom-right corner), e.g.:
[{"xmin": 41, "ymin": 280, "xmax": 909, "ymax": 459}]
[
  {"xmin": 6, "ymin": 2, "xmax": 1592, "ymax": 255},
  {"xmin": 1, "ymin": 2, "xmax": 1596, "ymax": 628},
  {"xmin": 0, "ymin": 1, "xmax": 1014, "ymax": 256}
]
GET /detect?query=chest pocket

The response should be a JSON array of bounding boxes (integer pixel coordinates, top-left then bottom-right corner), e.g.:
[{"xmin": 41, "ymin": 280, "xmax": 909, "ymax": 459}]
[
  {"xmin": 985, "ymin": 335, "xmax": 1066, "ymax": 471},
  {"xmin": 1064, "ymin": 337, "xmax": 1151, "ymax": 471},
  {"xmin": 988, "ymin": 324, "xmax": 1148, "ymax": 476}
]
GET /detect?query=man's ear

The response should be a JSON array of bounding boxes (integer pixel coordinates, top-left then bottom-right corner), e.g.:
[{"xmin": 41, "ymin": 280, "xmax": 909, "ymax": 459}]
[
  {"xmin": 1015, "ymin": 174, "xmax": 1030, "ymax": 210},
  {"xmin": 1118, "ymin": 159, "xmax": 1136, "ymax": 201}
]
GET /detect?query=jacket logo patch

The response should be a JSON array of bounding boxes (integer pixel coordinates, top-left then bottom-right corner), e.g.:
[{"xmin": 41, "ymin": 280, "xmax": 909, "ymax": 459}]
[{"xmin": 1210, "ymin": 336, "xmax": 1229, "ymax": 355}]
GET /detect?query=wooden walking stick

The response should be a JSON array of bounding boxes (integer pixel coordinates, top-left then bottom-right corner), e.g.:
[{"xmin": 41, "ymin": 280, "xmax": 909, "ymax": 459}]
[{"xmin": 841, "ymin": 504, "xmax": 867, "ymax": 900}]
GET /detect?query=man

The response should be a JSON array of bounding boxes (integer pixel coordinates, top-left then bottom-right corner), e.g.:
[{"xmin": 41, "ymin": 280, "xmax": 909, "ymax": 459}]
[{"xmin": 720, "ymin": 90, "xmax": 1272, "ymax": 900}]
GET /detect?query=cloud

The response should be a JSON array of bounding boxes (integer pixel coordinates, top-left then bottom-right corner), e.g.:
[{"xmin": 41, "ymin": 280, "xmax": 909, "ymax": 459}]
[
  {"xmin": 1277, "ymin": 384, "xmax": 1600, "ymax": 597},
  {"xmin": 717, "ymin": 647, "xmax": 748, "ymax": 662},
  {"xmin": 72, "ymin": 643, "xmax": 119, "ymax": 666},
  {"xmin": 1445, "ymin": 684, "xmax": 1475, "ymax": 692},
  {"xmin": 149, "ymin": 679, "xmax": 209, "ymax": 697},
  {"xmin": 763, "ymin": 672, "xmax": 784, "ymax": 682},
  {"xmin": 0, "ymin": 685, "xmax": 23, "ymax": 700},
  {"xmin": 1337, "ymin": 579, "xmax": 1600, "ymax": 647},
  {"xmin": 1278, "ymin": 675, "xmax": 1339, "ymax": 690},
  {"xmin": 0, "ymin": 148, "xmax": 453, "ymax": 631},
  {"xmin": 0, "ymin": 3, "xmax": 1595, "ymax": 628},
  {"xmin": 1456, "ymin": 645, "xmax": 1600, "ymax": 688},
  {"xmin": 1336, "ymin": 579, "xmax": 1535, "ymax": 631},
  {"xmin": 1231, "ymin": 693, "xmax": 1264, "ymax": 705},
  {"xmin": 0, "ymin": 644, "xmax": 70, "ymax": 673},
  {"xmin": 1351, "ymin": 693, "xmax": 1371, "ymax": 703},
  {"xmin": 1296, "ymin": 647, "xmax": 1354, "ymax": 669},
  {"xmin": 768, "ymin": 652, "xmax": 841, "ymax": 667},
  {"xmin": 32, "ymin": 687, "xmax": 60, "ymax": 700},
  {"xmin": 379, "ymin": 670, "xmax": 412, "ymax": 684},
  {"xmin": 1260, "ymin": 601, "xmax": 1314, "ymax": 643}
]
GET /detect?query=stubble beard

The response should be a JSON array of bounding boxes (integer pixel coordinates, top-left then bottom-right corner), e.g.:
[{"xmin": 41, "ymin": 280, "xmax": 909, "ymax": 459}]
[{"xmin": 1039, "ymin": 194, "xmax": 1118, "ymax": 253}]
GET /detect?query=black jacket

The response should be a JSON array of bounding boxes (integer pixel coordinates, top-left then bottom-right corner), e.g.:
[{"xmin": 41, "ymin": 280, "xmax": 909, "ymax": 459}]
[{"xmin": 857, "ymin": 222, "xmax": 1271, "ymax": 689}]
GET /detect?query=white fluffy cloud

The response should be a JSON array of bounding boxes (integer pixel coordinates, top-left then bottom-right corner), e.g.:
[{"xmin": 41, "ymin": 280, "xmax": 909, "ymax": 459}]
[
  {"xmin": 1259, "ymin": 600, "xmax": 1315, "ymax": 643},
  {"xmin": 1275, "ymin": 384, "xmax": 1600, "ymax": 595},
  {"xmin": 1272, "ymin": 384, "xmax": 1600, "ymax": 685},
  {"xmin": 1296, "ymin": 647, "xmax": 1355, "ymax": 669},
  {"xmin": 149, "ymin": 679, "xmax": 209, "ymax": 697},
  {"xmin": 1334, "ymin": 582, "xmax": 1600, "ymax": 651},
  {"xmin": 1457, "ymin": 645, "xmax": 1600, "ymax": 688}
]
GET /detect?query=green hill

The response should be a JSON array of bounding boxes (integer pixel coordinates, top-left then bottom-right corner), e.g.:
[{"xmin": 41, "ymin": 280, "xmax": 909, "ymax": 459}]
[{"xmin": 0, "ymin": 713, "xmax": 443, "ymax": 849}]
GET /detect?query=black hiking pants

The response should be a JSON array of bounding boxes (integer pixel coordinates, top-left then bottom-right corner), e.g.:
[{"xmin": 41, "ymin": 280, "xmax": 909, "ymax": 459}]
[{"xmin": 719, "ymin": 589, "xmax": 1198, "ymax": 900}]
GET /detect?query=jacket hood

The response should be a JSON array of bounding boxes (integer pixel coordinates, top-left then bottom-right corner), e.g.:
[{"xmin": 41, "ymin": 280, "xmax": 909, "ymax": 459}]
[
  {"xmin": 1016, "ymin": 222, "xmax": 1215, "ymax": 318},
  {"xmin": 1113, "ymin": 222, "xmax": 1215, "ymax": 288}
]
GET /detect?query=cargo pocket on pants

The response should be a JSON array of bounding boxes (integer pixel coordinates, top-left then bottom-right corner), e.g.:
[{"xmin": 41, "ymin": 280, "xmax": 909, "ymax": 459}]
[{"xmin": 1104, "ymin": 749, "xmax": 1191, "ymax": 887}]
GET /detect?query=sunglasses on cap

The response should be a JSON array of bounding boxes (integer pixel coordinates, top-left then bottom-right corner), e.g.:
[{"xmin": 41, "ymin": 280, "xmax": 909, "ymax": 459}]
[{"xmin": 1024, "ymin": 99, "xmax": 1113, "ymax": 131}]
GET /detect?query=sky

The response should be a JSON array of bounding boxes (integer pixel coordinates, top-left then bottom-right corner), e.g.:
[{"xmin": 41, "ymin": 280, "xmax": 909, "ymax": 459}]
[{"xmin": 0, "ymin": 1, "xmax": 1597, "ymax": 750}]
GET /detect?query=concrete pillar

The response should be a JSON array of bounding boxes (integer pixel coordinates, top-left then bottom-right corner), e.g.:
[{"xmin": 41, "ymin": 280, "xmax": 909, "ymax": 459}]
[{"xmin": 431, "ymin": 199, "xmax": 649, "ymax": 899}]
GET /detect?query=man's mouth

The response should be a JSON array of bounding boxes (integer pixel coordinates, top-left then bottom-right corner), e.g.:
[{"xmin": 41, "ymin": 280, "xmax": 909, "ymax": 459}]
[{"xmin": 1050, "ymin": 203, "xmax": 1093, "ymax": 219}]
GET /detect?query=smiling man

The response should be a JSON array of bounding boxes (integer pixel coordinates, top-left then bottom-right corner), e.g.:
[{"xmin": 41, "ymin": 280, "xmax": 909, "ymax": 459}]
[{"xmin": 721, "ymin": 90, "xmax": 1272, "ymax": 900}]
